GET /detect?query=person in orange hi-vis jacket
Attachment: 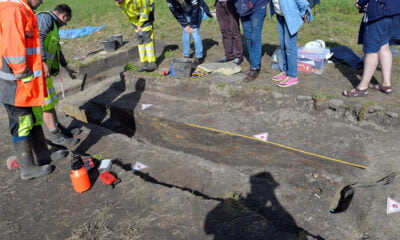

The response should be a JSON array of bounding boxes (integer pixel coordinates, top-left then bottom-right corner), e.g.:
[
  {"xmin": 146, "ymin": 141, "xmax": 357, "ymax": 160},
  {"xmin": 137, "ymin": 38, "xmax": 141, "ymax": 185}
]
[{"xmin": 0, "ymin": 0, "xmax": 64, "ymax": 180}]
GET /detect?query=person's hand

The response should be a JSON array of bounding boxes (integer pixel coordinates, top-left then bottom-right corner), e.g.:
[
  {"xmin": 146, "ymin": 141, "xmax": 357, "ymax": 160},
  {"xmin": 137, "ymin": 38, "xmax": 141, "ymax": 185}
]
[
  {"xmin": 65, "ymin": 65, "xmax": 77, "ymax": 79},
  {"xmin": 137, "ymin": 26, "xmax": 142, "ymax": 32},
  {"xmin": 43, "ymin": 62, "xmax": 50, "ymax": 77},
  {"xmin": 355, "ymin": 1, "xmax": 361, "ymax": 9},
  {"xmin": 302, "ymin": 14, "xmax": 309, "ymax": 23},
  {"xmin": 185, "ymin": 26, "xmax": 193, "ymax": 34}
]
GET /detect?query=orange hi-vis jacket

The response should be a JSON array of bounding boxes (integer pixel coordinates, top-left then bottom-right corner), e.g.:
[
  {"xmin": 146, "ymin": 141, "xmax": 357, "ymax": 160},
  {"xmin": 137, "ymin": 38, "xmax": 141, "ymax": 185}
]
[{"xmin": 0, "ymin": 0, "xmax": 47, "ymax": 107}]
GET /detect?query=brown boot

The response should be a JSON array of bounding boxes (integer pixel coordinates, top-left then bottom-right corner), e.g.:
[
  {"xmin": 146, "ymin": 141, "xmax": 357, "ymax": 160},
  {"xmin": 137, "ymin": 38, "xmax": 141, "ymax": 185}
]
[{"xmin": 244, "ymin": 68, "xmax": 259, "ymax": 82}]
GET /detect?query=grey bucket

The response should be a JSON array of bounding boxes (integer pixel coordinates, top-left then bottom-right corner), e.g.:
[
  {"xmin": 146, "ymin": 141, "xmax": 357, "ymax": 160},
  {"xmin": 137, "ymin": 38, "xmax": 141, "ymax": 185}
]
[
  {"xmin": 102, "ymin": 39, "xmax": 117, "ymax": 52},
  {"xmin": 109, "ymin": 34, "xmax": 123, "ymax": 48},
  {"xmin": 171, "ymin": 58, "xmax": 192, "ymax": 78}
]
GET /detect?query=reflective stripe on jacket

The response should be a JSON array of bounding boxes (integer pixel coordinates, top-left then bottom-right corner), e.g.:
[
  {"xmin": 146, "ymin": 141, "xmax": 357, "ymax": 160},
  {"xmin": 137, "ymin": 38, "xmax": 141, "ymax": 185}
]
[
  {"xmin": 117, "ymin": 0, "xmax": 155, "ymax": 31},
  {"xmin": 0, "ymin": 0, "xmax": 47, "ymax": 107},
  {"xmin": 44, "ymin": 22, "xmax": 61, "ymax": 75}
]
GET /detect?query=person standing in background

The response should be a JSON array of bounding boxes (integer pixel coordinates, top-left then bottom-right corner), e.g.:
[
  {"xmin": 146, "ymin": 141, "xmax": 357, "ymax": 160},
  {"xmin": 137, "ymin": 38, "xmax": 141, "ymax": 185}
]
[
  {"xmin": 167, "ymin": 0, "xmax": 213, "ymax": 67},
  {"xmin": 37, "ymin": 4, "xmax": 80, "ymax": 148},
  {"xmin": 270, "ymin": 0, "xmax": 312, "ymax": 87},
  {"xmin": 215, "ymin": 0, "xmax": 243, "ymax": 65},
  {"xmin": 115, "ymin": 0, "xmax": 157, "ymax": 72},
  {"xmin": 235, "ymin": 0, "xmax": 268, "ymax": 82},
  {"xmin": 342, "ymin": 0, "xmax": 400, "ymax": 97}
]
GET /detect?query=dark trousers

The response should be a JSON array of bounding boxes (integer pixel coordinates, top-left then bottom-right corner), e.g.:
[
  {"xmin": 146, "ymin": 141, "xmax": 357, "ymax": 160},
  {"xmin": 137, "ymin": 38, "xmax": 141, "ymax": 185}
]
[
  {"xmin": 216, "ymin": 0, "xmax": 243, "ymax": 60},
  {"xmin": 3, "ymin": 104, "xmax": 40, "ymax": 142}
]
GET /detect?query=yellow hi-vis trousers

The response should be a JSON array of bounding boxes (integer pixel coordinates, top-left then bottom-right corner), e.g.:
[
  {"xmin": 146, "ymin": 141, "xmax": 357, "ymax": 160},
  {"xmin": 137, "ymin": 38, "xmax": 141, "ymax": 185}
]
[{"xmin": 136, "ymin": 30, "xmax": 156, "ymax": 63}]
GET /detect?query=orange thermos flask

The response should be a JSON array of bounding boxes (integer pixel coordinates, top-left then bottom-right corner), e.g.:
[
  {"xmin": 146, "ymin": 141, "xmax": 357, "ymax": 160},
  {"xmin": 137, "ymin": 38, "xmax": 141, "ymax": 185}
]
[{"xmin": 70, "ymin": 154, "xmax": 91, "ymax": 194}]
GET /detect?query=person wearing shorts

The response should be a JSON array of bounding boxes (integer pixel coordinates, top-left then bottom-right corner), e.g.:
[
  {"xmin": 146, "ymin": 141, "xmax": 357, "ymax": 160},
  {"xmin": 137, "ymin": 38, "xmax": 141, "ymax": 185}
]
[{"xmin": 343, "ymin": 0, "xmax": 400, "ymax": 97}]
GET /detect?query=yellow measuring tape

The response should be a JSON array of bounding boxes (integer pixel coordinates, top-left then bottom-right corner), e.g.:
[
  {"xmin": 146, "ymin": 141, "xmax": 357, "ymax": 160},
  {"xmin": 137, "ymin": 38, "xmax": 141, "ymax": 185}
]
[{"xmin": 185, "ymin": 123, "xmax": 368, "ymax": 169}]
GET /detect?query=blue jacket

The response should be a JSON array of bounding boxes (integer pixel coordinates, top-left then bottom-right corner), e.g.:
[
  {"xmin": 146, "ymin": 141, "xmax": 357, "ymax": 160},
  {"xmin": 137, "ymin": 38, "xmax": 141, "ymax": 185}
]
[
  {"xmin": 358, "ymin": 0, "xmax": 400, "ymax": 22},
  {"xmin": 270, "ymin": 0, "xmax": 313, "ymax": 36}
]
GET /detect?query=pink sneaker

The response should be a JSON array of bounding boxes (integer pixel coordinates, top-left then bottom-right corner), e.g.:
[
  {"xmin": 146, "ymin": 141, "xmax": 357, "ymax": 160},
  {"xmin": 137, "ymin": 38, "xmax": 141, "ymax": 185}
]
[
  {"xmin": 271, "ymin": 72, "xmax": 288, "ymax": 82},
  {"xmin": 277, "ymin": 77, "xmax": 299, "ymax": 87}
]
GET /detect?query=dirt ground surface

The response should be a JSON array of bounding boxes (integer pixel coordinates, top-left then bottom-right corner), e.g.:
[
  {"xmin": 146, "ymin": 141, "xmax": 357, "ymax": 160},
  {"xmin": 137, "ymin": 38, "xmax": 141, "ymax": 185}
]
[{"xmin": 1, "ymin": 38, "xmax": 400, "ymax": 240}]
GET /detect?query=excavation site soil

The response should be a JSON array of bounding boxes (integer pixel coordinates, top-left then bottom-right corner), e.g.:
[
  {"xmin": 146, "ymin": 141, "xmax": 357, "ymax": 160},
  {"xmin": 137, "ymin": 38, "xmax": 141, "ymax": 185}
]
[{"xmin": 1, "ymin": 35, "xmax": 400, "ymax": 240}]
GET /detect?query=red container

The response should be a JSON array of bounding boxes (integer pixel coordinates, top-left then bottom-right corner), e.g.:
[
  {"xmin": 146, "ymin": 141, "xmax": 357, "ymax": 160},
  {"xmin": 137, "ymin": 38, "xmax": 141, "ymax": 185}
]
[
  {"xmin": 70, "ymin": 168, "xmax": 91, "ymax": 194},
  {"xmin": 70, "ymin": 154, "xmax": 91, "ymax": 194}
]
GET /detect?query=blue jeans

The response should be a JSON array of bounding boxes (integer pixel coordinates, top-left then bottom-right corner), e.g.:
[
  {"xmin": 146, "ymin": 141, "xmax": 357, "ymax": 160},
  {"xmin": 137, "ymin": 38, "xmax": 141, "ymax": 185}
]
[
  {"xmin": 182, "ymin": 10, "xmax": 203, "ymax": 58},
  {"xmin": 241, "ymin": 7, "xmax": 266, "ymax": 70},
  {"xmin": 277, "ymin": 15, "xmax": 298, "ymax": 77}
]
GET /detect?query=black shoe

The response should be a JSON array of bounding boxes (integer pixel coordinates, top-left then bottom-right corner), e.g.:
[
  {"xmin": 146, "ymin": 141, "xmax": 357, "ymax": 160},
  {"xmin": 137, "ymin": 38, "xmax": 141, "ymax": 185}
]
[
  {"xmin": 218, "ymin": 56, "xmax": 231, "ymax": 63},
  {"xmin": 192, "ymin": 57, "xmax": 204, "ymax": 67},
  {"xmin": 50, "ymin": 128, "xmax": 79, "ymax": 148},
  {"xmin": 233, "ymin": 58, "xmax": 243, "ymax": 65},
  {"xmin": 56, "ymin": 123, "xmax": 81, "ymax": 137}
]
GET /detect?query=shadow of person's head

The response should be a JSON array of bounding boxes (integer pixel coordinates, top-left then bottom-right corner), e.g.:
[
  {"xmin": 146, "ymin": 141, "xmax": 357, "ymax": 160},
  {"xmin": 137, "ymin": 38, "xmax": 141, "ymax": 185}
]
[
  {"xmin": 135, "ymin": 77, "xmax": 146, "ymax": 92},
  {"xmin": 247, "ymin": 171, "xmax": 279, "ymax": 206}
]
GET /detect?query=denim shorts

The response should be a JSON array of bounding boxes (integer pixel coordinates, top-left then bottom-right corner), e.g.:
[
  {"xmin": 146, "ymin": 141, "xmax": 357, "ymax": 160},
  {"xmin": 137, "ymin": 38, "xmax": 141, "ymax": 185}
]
[{"xmin": 358, "ymin": 14, "xmax": 400, "ymax": 53}]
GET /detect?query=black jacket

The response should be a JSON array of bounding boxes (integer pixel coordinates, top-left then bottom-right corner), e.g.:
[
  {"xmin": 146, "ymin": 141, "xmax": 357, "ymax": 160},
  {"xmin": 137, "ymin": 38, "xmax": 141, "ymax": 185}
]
[{"xmin": 167, "ymin": 0, "xmax": 213, "ymax": 28}]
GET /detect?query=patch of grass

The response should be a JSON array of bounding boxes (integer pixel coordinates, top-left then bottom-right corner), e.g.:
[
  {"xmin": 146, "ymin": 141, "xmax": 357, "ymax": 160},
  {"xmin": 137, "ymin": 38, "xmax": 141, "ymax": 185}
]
[
  {"xmin": 252, "ymin": 85, "xmax": 271, "ymax": 92},
  {"xmin": 216, "ymin": 83, "xmax": 227, "ymax": 88},
  {"xmin": 39, "ymin": 0, "xmax": 365, "ymax": 65},
  {"xmin": 263, "ymin": 85, "xmax": 272, "ymax": 91},
  {"xmin": 93, "ymin": 152, "xmax": 107, "ymax": 160},
  {"xmin": 230, "ymin": 88, "xmax": 236, "ymax": 97},
  {"xmin": 224, "ymin": 192, "xmax": 246, "ymax": 210},
  {"xmin": 164, "ymin": 49, "xmax": 175, "ymax": 59},
  {"xmin": 124, "ymin": 63, "xmax": 138, "ymax": 72},
  {"xmin": 358, "ymin": 101, "xmax": 377, "ymax": 122},
  {"xmin": 312, "ymin": 90, "xmax": 328, "ymax": 103}
]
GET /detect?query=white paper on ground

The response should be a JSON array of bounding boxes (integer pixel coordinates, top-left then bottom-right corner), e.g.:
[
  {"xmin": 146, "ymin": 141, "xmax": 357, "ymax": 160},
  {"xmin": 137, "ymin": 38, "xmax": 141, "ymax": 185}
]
[
  {"xmin": 98, "ymin": 159, "xmax": 112, "ymax": 172},
  {"xmin": 387, "ymin": 197, "xmax": 400, "ymax": 214},
  {"xmin": 141, "ymin": 104, "xmax": 153, "ymax": 110},
  {"xmin": 253, "ymin": 132, "xmax": 269, "ymax": 142},
  {"xmin": 132, "ymin": 161, "xmax": 149, "ymax": 171}
]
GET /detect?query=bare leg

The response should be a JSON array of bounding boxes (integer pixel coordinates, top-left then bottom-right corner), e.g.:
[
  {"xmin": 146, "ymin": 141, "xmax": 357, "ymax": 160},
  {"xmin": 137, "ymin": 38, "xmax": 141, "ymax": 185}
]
[
  {"xmin": 43, "ymin": 109, "xmax": 58, "ymax": 131},
  {"xmin": 357, "ymin": 52, "xmax": 379, "ymax": 90},
  {"xmin": 377, "ymin": 43, "xmax": 392, "ymax": 87}
]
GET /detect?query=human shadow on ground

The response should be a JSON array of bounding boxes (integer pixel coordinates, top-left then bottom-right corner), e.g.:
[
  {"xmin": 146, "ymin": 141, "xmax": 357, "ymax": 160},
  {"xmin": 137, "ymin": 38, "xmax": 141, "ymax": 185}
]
[
  {"xmin": 324, "ymin": 41, "xmax": 380, "ymax": 88},
  {"xmin": 111, "ymin": 160, "xmax": 224, "ymax": 200},
  {"xmin": 204, "ymin": 172, "xmax": 324, "ymax": 240},
  {"xmin": 156, "ymin": 44, "xmax": 179, "ymax": 65},
  {"xmin": 240, "ymin": 41, "xmax": 278, "ymax": 70},
  {"xmin": 186, "ymin": 38, "xmax": 219, "ymax": 59},
  {"xmin": 72, "ymin": 74, "xmax": 145, "ymax": 155}
]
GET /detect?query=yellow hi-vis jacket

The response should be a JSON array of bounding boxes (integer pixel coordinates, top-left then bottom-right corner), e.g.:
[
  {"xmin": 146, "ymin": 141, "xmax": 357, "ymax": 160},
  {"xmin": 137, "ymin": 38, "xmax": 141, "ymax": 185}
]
[{"xmin": 117, "ymin": 0, "xmax": 154, "ymax": 32}]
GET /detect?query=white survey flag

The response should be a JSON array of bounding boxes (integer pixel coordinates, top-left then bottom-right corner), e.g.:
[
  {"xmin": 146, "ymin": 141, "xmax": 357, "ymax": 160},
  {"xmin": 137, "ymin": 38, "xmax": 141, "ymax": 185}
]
[
  {"xmin": 141, "ymin": 104, "xmax": 153, "ymax": 110},
  {"xmin": 132, "ymin": 161, "xmax": 149, "ymax": 171},
  {"xmin": 253, "ymin": 132, "xmax": 269, "ymax": 141},
  {"xmin": 387, "ymin": 197, "xmax": 400, "ymax": 214}
]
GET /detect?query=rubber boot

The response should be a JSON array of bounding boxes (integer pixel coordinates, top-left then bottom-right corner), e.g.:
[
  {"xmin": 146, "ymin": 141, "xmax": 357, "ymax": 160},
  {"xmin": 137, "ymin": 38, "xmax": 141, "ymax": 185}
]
[
  {"xmin": 31, "ymin": 126, "xmax": 68, "ymax": 166},
  {"xmin": 50, "ymin": 126, "xmax": 79, "ymax": 148},
  {"xmin": 137, "ymin": 62, "xmax": 148, "ymax": 72},
  {"xmin": 13, "ymin": 139, "xmax": 53, "ymax": 180},
  {"xmin": 145, "ymin": 62, "xmax": 157, "ymax": 72},
  {"xmin": 56, "ymin": 122, "xmax": 81, "ymax": 137}
]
